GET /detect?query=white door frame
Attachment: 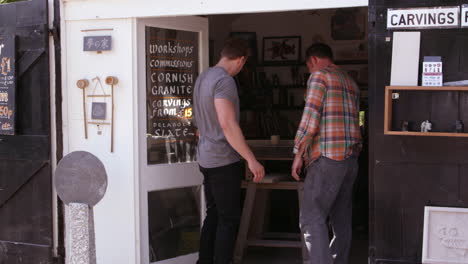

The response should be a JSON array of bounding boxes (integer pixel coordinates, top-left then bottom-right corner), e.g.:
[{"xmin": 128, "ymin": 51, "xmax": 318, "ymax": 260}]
[{"xmin": 136, "ymin": 16, "xmax": 209, "ymax": 264}]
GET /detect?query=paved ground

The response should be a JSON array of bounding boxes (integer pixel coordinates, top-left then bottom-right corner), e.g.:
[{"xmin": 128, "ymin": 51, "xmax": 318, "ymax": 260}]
[{"xmin": 243, "ymin": 237, "xmax": 368, "ymax": 264}]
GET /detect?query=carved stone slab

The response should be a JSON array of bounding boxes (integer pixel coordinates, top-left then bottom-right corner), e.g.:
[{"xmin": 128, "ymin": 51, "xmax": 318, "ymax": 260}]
[
  {"xmin": 55, "ymin": 151, "xmax": 107, "ymax": 206},
  {"xmin": 422, "ymin": 206, "xmax": 468, "ymax": 264}
]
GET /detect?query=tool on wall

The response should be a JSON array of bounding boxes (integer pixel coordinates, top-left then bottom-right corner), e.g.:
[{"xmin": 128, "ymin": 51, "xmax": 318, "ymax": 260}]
[
  {"xmin": 76, "ymin": 79, "xmax": 90, "ymax": 139},
  {"xmin": 76, "ymin": 76, "xmax": 118, "ymax": 153},
  {"xmin": 105, "ymin": 76, "xmax": 118, "ymax": 153}
]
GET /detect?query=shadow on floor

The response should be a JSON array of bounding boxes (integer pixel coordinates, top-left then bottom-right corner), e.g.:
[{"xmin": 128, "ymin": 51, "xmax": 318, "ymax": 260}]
[{"xmin": 243, "ymin": 238, "xmax": 368, "ymax": 264}]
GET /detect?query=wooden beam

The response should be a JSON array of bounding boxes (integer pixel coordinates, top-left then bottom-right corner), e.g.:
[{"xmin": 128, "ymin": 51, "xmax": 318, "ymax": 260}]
[
  {"xmin": 386, "ymin": 85, "xmax": 468, "ymax": 91},
  {"xmin": 233, "ymin": 183, "xmax": 257, "ymax": 264},
  {"xmin": 241, "ymin": 181, "xmax": 301, "ymax": 190},
  {"xmin": 246, "ymin": 239, "xmax": 303, "ymax": 248},
  {"xmin": 385, "ymin": 131, "xmax": 468, "ymax": 137}
]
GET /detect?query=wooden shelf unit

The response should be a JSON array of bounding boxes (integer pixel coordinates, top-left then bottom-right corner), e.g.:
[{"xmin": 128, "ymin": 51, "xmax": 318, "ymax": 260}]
[{"xmin": 384, "ymin": 86, "xmax": 468, "ymax": 137}]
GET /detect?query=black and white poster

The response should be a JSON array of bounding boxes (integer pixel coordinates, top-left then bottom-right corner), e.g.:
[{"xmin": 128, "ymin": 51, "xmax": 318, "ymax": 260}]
[
  {"xmin": 146, "ymin": 27, "xmax": 198, "ymax": 165},
  {"xmin": 0, "ymin": 35, "xmax": 15, "ymax": 135}
]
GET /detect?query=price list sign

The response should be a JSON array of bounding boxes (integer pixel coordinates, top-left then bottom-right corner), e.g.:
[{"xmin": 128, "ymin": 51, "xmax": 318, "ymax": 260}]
[
  {"xmin": 145, "ymin": 27, "xmax": 199, "ymax": 165},
  {"xmin": 0, "ymin": 35, "xmax": 15, "ymax": 135},
  {"xmin": 422, "ymin": 56, "xmax": 442, "ymax": 86}
]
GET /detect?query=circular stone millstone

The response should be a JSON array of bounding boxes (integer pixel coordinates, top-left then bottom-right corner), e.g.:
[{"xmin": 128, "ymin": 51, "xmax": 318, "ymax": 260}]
[{"xmin": 55, "ymin": 151, "xmax": 108, "ymax": 206}]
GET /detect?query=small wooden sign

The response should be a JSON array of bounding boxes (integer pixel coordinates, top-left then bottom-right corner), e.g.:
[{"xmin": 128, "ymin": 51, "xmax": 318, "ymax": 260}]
[
  {"xmin": 83, "ymin": 36, "xmax": 112, "ymax": 52},
  {"xmin": 0, "ymin": 35, "xmax": 16, "ymax": 135}
]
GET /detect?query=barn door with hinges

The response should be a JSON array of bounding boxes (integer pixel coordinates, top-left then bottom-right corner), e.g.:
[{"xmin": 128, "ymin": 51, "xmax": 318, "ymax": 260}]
[{"xmin": 0, "ymin": 0, "xmax": 55, "ymax": 263}]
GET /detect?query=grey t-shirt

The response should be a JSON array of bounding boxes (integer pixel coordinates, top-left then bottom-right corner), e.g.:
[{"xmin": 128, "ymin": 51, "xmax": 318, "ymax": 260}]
[{"xmin": 193, "ymin": 66, "xmax": 240, "ymax": 168}]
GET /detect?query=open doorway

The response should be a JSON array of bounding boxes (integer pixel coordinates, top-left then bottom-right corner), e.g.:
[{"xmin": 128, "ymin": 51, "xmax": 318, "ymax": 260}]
[
  {"xmin": 206, "ymin": 8, "xmax": 369, "ymax": 263},
  {"xmin": 140, "ymin": 7, "xmax": 369, "ymax": 264}
]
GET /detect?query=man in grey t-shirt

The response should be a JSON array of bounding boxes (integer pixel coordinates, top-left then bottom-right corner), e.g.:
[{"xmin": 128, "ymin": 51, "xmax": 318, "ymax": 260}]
[
  {"xmin": 194, "ymin": 39, "xmax": 264, "ymax": 264},
  {"xmin": 194, "ymin": 66, "xmax": 241, "ymax": 168}
]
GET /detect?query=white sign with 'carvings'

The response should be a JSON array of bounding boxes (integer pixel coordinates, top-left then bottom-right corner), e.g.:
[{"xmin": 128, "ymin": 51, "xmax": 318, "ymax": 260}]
[
  {"xmin": 387, "ymin": 6, "xmax": 460, "ymax": 29},
  {"xmin": 423, "ymin": 206, "xmax": 468, "ymax": 264}
]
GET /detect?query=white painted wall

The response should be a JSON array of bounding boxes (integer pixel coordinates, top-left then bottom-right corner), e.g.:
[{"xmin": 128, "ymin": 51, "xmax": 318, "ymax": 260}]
[
  {"xmin": 62, "ymin": 0, "xmax": 367, "ymax": 21},
  {"xmin": 210, "ymin": 9, "xmax": 369, "ymax": 65},
  {"xmin": 61, "ymin": 18, "xmax": 138, "ymax": 264},
  {"xmin": 209, "ymin": 9, "xmax": 368, "ymax": 128},
  {"xmin": 61, "ymin": 15, "xmax": 208, "ymax": 264}
]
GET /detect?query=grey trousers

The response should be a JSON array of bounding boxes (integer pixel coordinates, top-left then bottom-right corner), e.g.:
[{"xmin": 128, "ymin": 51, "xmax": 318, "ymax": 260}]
[{"xmin": 300, "ymin": 156, "xmax": 358, "ymax": 264}]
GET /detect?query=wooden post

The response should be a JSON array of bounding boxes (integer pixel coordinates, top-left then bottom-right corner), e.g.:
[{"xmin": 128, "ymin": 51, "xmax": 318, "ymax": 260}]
[
  {"xmin": 233, "ymin": 182, "xmax": 257, "ymax": 264},
  {"xmin": 76, "ymin": 79, "xmax": 89, "ymax": 139},
  {"xmin": 111, "ymin": 85, "xmax": 114, "ymax": 152},
  {"xmin": 106, "ymin": 76, "xmax": 118, "ymax": 153}
]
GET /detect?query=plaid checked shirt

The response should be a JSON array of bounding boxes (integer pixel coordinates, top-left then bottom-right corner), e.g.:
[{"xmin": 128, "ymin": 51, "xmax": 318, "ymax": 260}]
[{"xmin": 294, "ymin": 64, "xmax": 362, "ymax": 167}]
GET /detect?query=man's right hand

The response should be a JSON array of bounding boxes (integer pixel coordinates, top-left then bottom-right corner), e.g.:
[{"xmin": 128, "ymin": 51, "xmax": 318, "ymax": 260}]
[{"xmin": 248, "ymin": 159, "xmax": 265, "ymax": 183}]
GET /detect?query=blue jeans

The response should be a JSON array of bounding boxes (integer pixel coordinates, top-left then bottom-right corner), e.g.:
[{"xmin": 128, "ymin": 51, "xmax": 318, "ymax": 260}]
[
  {"xmin": 197, "ymin": 161, "xmax": 242, "ymax": 264},
  {"xmin": 300, "ymin": 156, "xmax": 358, "ymax": 264}
]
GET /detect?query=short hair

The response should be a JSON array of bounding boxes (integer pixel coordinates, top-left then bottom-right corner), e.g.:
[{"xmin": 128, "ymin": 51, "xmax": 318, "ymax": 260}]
[
  {"xmin": 305, "ymin": 43, "xmax": 334, "ymax": 61},
  {"xmin": 220, "ymin": 38, "xmax": 250, "ymax": 60}
]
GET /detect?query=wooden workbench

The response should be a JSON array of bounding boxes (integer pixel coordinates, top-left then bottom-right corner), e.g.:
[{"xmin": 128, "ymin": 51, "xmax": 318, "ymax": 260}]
[{"xmin": 233, "ymin": 140, "xmax": 308, "ymax": 264}]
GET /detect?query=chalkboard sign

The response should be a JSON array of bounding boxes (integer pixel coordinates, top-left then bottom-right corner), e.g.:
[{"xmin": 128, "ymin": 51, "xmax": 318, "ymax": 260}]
[
  {"xmin": 0, "ymin": 35, "xmax": 15, "ymax": 135},
  {"xmin": 83, "ymin": 36, "xmax": 112, "ymax": 52},
  {"xmin": 145, "ymin": 27, "xmax": 199, "ymax": 165},
  {"xmin": 91, "ymin": 102, "xmax": 107, "ymax": 120}
]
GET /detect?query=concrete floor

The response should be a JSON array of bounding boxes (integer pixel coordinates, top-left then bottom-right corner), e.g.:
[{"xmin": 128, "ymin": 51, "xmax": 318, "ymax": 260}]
[{"xmin": 243, "ymin": 237, "xmax": 368, "ymax": 264}]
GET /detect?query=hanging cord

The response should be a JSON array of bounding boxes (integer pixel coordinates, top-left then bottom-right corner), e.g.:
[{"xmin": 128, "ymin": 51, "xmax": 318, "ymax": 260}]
[
  {"xmin": 90, "ymin": 76, "xmax": 108, "ymax": 99},
  {"xmin": 90, "ymin": 77, "xmax": 109, "ymax": 135}
]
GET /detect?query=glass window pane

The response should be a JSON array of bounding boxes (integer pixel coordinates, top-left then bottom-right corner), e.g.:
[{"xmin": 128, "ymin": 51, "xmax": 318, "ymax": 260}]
[
  {"xmin": 145, "ymin": 26, "xmax": 199, "ymax": 165},
  {"xmin": 148, "ymin": 186, "xmax": 201, "ymax": 262}
]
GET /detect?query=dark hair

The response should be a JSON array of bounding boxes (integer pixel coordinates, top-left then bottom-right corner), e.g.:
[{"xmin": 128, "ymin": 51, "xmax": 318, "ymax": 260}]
[
  {"xmin": 305, "ymin": 43, "xmax": 334, "ymax": 61},
  {"xmin": 220, "ymin": 38, "xmax": 250, "ymax": 60}
]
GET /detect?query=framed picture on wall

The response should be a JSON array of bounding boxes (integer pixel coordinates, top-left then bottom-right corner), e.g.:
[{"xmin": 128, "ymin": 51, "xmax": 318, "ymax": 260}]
[
  {"xmin": 331, "ymin": 8, "xmax": 367, "ymax": 41},
  {"xmin": 229, "ymin": 32, "xmax": 258, "ymax": 65},
  {"xmin": 263, "ymin": 36, "xmax": 301, "ymax": 65},
  {"xmin": 333, "ymin": 42, "xmax": 368, "ymax": 62},
  {"xmin": 340, "ymin": 64, "xmax": 368, "ymax": 87},
  {"xmin": 422, "ymin": 206, "xmax": 468, "ymax": 264}
]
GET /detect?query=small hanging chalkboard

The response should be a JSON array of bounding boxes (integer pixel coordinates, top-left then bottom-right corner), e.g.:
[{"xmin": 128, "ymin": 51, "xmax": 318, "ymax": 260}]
[{"xmin": 91, "ymin": 102, "xmax": 107, "ymax": 120}]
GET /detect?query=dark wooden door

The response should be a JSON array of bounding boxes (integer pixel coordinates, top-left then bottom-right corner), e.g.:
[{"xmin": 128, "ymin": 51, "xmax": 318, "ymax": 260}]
[
  {"xmin": 368, "ymin": 0, "xmax": 468, "ymax": 263},
  {"xmin": 0, "ymin": 0, "xmax": 54, "ymax": 263}
]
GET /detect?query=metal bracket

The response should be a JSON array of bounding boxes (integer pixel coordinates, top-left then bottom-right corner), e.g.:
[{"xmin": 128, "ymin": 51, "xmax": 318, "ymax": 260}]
[{"xmin": 49, "ymin": 27, "xmax": 60, "ymax": 42}]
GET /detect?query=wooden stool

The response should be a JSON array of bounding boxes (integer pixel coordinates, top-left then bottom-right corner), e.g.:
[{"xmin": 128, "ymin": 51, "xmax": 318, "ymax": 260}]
[{"xmin": 233, "ymin": 180, "xmax": 309, "ymax": 264}]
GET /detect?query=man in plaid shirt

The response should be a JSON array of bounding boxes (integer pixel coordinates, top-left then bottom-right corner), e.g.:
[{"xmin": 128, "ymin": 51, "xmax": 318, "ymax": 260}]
[{"xmin": 291, "ymin": 43, "xmax": 362, "ymax": 264}]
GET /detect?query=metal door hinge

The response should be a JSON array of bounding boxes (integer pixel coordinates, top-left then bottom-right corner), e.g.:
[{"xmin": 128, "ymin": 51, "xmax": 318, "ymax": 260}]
[{"xmin": 49, "ymin": 27, "xmax": 60, "ymax": 42}]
